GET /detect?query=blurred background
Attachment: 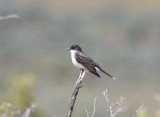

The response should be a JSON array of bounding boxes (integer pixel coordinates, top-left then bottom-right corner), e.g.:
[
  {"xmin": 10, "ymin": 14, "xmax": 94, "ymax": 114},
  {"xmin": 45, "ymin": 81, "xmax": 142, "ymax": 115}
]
[{"xmin": 0, "ymin": 0, "xmax": 160, "ymax": 117}]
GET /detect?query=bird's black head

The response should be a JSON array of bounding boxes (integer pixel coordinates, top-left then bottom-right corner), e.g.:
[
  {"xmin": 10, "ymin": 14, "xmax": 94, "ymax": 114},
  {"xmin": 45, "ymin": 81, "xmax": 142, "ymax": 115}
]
[{"xmin": 68, "ymin": 45, "xmax": 82, "ymax": 52}]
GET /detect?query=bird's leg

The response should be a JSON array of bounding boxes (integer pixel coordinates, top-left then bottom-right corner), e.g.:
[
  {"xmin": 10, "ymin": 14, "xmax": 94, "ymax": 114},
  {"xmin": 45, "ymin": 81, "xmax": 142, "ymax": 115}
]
[
  {"xmin": 77, "ymin": 70, "xmax": 82, "ymax": 83},
  {"xmin": 77, "ymin": 69, "xmax": 85, "ymax": 82},
  {"xmin": 81, "ymin": 70, "xmax": 85, "ymax": 80}
]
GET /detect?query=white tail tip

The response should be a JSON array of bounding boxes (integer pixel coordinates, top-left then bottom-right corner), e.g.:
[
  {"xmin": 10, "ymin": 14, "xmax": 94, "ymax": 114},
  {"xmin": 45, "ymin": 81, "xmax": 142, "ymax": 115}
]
[{"xmin": 112, "ymin": 77, "xmax": 117, "ymax": 80}]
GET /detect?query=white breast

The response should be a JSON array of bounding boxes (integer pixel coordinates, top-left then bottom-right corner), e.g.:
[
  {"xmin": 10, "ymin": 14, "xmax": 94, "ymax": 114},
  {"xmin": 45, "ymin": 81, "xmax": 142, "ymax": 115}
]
[{"xmin": 70, "ymin": 50, "xmax": 85, "ymax": 70}]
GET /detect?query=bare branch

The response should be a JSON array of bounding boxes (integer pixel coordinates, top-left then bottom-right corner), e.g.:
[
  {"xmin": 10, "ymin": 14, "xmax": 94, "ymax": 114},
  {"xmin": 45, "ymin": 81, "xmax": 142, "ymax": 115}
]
[
  {"xmin": 12, "ymin": 110, "xmax": 21, "ymax": 116},
  {"xmin": 103, "ymin": 89, "xmax": 126, "ymax": 117},
  {"xmin": 22, "ymin": 103, "xmax": 36, "ymax": 117},
  {"xmin": 103, "ymin": 89, "xmax": 110, "ymax": 104},
  {"xmin": 1, "ymin": 103, "xmax": 36, "ymax": 117},
  {"xmin": 112, "ymin": 106, "xmax": 127, "ymax": 117},
  {"xmin": 67, "ymin": 70, "xmax": 85, "ymax": 117},
  {"xmin": 85, "ymin": 97, "xmax": 98, "ymax": 117},
  {"xmin": 132, "ymin": 103, "xmax": 145, "ymax": 117},
  {"xmin": 0, "ymin": 14, "xmax": 20, "ymax": 20}
]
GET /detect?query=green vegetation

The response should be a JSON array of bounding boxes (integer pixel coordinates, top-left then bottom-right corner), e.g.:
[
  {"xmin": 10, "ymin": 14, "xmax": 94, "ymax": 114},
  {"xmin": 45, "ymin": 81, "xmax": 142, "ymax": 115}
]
[{"xmin": 9, "ymin": 74, "xmax": 35, "ymax": 110}]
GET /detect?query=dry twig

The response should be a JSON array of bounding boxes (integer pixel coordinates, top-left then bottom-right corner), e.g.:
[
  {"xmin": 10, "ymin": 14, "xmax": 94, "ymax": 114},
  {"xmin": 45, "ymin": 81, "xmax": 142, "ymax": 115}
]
[
  {"xmin": 22, "ymin": 103, "xmax": 36, "ymax": 117},
  {"xmin": 103, "ymin": 89, "xmax": 126, "ymax": 117},
  {"xmin": 85, "ymin": 97, "xmax": 98, "ymax": 117},
  {"xmin": 0, "ymin": 14, "xmax": 20, "ymax": 20},
  {"xmin": 132, "ymin": 103, "xmax": 145, "ymax": 117}
]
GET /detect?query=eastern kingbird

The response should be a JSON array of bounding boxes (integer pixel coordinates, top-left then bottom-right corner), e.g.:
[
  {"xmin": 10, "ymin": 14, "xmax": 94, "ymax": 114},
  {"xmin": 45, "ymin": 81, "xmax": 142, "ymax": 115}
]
[{"xmin": 68, "ymin": 45, "xmax": 116, "ymax": 79}]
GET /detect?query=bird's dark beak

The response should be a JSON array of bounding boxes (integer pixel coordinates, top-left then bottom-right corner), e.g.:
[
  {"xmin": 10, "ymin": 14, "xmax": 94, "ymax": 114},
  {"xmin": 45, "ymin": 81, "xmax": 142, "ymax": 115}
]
[{"xmin": 67, "ymin": 48, "xmax": 71, "ymax": 51}]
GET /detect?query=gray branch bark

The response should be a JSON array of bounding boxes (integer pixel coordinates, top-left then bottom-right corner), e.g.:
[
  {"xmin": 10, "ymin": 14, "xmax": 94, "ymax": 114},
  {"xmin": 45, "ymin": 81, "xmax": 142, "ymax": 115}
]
[{"xmin": 67, "ymin": 70, "xmax": 85, "ymax": 117}]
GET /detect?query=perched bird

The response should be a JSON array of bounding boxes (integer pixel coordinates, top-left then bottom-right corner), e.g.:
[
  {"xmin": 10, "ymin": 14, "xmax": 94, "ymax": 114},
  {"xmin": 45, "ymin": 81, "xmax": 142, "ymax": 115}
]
[{"xmin": 68, "ymin": 45, "xmax": 116, "ymax": 79}]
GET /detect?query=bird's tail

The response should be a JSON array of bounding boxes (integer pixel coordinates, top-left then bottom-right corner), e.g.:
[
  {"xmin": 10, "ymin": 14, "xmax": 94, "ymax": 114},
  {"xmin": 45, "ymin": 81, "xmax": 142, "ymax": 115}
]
[{"xmin": 99, "ymin": 67, "xmax": 116, "ymax": 80}]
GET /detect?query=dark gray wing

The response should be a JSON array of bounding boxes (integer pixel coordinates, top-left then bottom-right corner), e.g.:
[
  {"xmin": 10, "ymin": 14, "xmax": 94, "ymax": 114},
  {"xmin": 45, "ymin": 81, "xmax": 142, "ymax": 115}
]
[{"xmin": 75, "ymin": 52, "xmax": 100, "ymax": 77}]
